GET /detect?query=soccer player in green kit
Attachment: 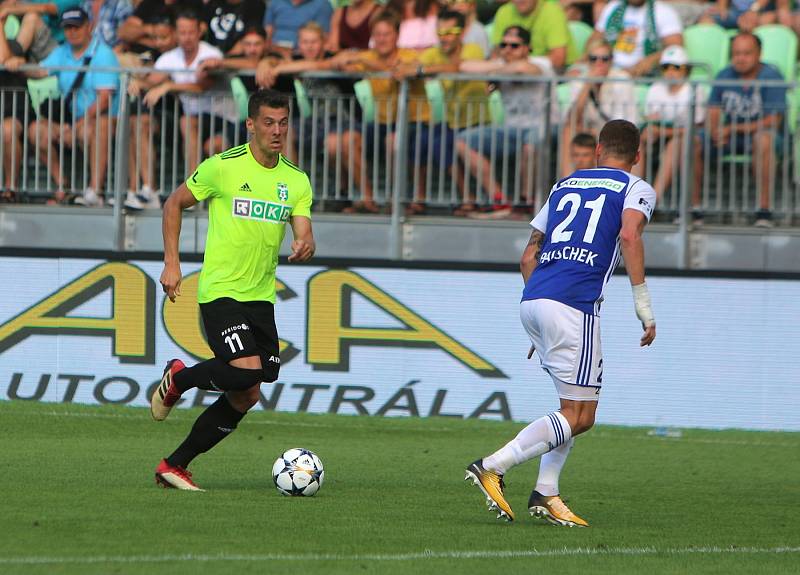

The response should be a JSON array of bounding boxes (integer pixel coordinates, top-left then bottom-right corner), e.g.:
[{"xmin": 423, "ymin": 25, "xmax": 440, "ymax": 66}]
[{"xmin": 150, "ymin": 90, "xmax": 315, "ymax": 491}]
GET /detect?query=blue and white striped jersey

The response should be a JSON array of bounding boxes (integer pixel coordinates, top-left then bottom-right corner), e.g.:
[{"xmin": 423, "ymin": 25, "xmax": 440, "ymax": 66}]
[{"xmin": 522, "ymin": 168, "xmax": 656, "ymax": 315}]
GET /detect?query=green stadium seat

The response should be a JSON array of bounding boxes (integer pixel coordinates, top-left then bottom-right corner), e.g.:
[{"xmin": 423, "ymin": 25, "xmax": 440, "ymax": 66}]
[
  {"xmin": 754, "ymin": 24, "xmax": 797, "ymax": 83},
  {"xmin": 26, "ymin": 76, "xmax": 60, "ymax": 117},
  {"xmin": 488, "ymin": 90, "xmax": 504, "ymax": 125},
  {"xmin": 557, "ymin": 82, "xmax": 571, "ymax": 117},
  {"xmin": 568, "ymin": 20, "xmax": 594, "ymax": 56},
  {"xmin": 424, "ymin": 80, "xmax": 445, "ymax": 124},
  {"xmin": 293, "ymin": 79, "xmax": 312, "ymax": 119},
  {"xmin": 230, "ymin": 76, "xmax": 250, "ymax": 122},
  {"xmin": 636, "ymin": 82, "xmax": 650, "ymax": 122},
  {"xmin": 4, "ymin": 14, "xmax": 20, "ymax": 40},
  {"xmin": 353, "ymin": 79, "xmax": 375, "ymax": 123},
  {"xmin": 684, "ymin": 24, "xmax": 729, "ymax": 80}
]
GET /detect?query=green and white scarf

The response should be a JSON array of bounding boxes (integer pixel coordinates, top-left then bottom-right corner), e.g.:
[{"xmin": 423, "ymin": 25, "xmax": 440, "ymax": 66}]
[{"xmin": 604, "ymin": 0, "xmax": 660, "ymax": 56}]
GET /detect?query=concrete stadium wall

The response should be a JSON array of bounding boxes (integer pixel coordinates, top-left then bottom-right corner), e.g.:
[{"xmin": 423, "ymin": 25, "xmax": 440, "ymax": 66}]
[{"xmin": 1, "ymin": 253, "xmax": 798, "ymax": 431}]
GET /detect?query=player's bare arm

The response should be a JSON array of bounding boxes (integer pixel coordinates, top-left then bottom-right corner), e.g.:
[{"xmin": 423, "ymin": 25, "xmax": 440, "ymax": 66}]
[
  {"xmin": 619, "ymin": 208, "xmax": 656, "ymax": 347},
  {"xmin": 160, "ymin": 183, "xmax": 199, "ymax": 302},
  {"xmin": 520, "ymin": 229, "xmax": 545, "ymax": 284},
  {"xmin": 288, "ymin": 216, "xmax": 315, "ymax": 263}
]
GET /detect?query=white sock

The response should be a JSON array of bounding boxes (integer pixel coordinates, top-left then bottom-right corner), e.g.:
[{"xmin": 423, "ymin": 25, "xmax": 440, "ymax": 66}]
[
  {"xmin": 484, "ymin": 411, "xmax": 572, "ymax": 474},
  {"xmin": 535, "ymin": 437, "xmax": 574, "ymax": 496}
]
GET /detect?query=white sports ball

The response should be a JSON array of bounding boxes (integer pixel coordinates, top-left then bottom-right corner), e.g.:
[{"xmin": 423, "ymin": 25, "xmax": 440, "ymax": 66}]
[{"xmin": 271, "ymin": 448, "xmax": 325, "ymax": 497}]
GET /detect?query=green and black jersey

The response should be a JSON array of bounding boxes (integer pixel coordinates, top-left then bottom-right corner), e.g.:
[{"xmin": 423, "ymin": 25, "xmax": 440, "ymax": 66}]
[{"xmin": 186, "ymin": 144, "xmax": 312, "ymax": 304}]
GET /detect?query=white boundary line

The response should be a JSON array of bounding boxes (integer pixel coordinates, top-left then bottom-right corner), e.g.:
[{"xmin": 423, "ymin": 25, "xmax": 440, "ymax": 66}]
[
  {"xmin": 1, "ymin": 546, "xmax": 799, "ymax": 565},
  {"xmin": 6, "ymin": 409, "xmax": 797, "ymax": 447}
]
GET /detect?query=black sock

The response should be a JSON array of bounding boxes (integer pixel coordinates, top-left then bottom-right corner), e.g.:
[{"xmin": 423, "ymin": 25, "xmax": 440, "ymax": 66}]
[
  {"xmin": 173, "ymin": 359, "xmax": 217, "ymax": 393},
  {"xmin": 173, "ymin": 358, "xmax": 262, "ymax": 393},
  {"xmin": 166, "ymin": 395, "xmax": 246, "ymax": 469}
]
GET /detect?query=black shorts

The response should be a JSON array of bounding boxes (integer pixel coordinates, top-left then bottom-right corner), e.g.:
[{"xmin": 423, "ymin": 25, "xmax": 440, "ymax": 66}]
[{"xmin": 199, "ymin": 297, "xmax": 281, "ymax": 381}]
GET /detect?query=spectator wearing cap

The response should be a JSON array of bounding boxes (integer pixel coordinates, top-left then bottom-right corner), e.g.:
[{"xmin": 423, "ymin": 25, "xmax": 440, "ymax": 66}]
[
  {"xmin": 80, "ymin": 0, "xmax": 132, "ymax": 48},
  {"xmin": 706, "ymin": 32, "xmax": 785, "ymax": 227},
  {"xmin": 490, "ymin": 0, "xmax": 576, "ymax": 71},
  {"xmin": 26, "ymin": 7, "xmax": 119, "ymax": 206},
  {"xmin": 263, "ymin": 0, "xmax": 332, "ymax": 56},
  {"xmin": 635, "ymin": 45, "xmax": 704, "ymax": 220}
]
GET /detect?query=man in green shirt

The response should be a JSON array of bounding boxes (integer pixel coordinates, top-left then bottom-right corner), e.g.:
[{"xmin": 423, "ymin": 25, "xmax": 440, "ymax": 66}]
[
  {"xmin": 490, "ymin": 0, "xmax": 576, "ymax": 70},
  {"xmin": 150, "ymin": 89, "xmax": 316, "ymax": 491}
]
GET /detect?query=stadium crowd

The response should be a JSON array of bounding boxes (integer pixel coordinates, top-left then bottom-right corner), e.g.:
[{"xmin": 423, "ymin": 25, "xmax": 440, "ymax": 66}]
[{"xmin": 0, "ymin": 0, "xmax": 797, "ymax": 226}]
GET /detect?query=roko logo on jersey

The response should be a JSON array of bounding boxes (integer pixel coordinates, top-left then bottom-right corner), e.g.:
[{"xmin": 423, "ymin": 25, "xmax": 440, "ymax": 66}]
[{"xmin": 233, "ymin": 197, "xmax": 291, "ymax": 223}]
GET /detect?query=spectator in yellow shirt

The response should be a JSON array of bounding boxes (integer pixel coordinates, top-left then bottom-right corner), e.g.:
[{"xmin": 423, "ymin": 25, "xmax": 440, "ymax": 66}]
[{"xmin": 395, "ymin": 9, "xmax": 488, "ymax": 214}]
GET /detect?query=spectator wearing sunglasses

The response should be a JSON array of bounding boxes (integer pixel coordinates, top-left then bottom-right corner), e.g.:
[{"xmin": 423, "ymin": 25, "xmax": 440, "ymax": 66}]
[
  {"xmin": 490, "ymin": 0, "xmax": 576, "ymax": 71},
  {"xmin": 455, "ymin": 25, "xmax": 555, "ymax": 218},
  {"xmin": 560, "ymin": 38, "xmax": 638, "ymax": 176},
  {"xmin": 634, "ymin": 45, "xmax": 704, "ymax": 221},
  {"xmin": 592, "ymin": 0, "xmax": 684, "ymax": 77},
  {"xmin": 394, "ymin": 9, "xmax": 487, "ymax": 215},
  {"xmin": 445, "ymin": 0, "xmax": 489, "ymax": 57}
]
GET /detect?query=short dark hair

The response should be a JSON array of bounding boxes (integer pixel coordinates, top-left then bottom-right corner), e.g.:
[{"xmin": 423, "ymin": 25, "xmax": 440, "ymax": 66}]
[
  {"xmin": 598, "ymin": 120, "xmax": 639, "ymax": 163},
  {"xmin": 242, "ymin": 26, "xmax": 267, "ymax": 40},
  {"xmin": 502, "ymin": 25, "xmax": 530, "ymax": 46},
  {"xmin": 571, "ymin": 132, "xmax": 596, "ymax": 149},
  {"xmin": 437, "ymin": 9, "xmax": 466, "ymax": 28},
  {"xmin": 370, "ymin": 9, "xmax": 401, "ymax": 32},
  {"xmin": 248, "ymin": 89, "xmax": 291, "ymax": 119},
  {"xmin": 174, "ymin": 8, "xmax": 201, "ymax": 25}
]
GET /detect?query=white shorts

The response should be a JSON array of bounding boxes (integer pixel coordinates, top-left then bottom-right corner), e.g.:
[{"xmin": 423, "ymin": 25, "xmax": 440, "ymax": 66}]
[{"xmin": 520, "ymin": 298, "xmax": 602, "ymax": 401}]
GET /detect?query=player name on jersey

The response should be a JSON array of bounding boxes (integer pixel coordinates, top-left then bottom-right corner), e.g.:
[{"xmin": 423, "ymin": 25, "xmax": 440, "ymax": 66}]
[{"xmin": 538, "ymin": 246, "xmax": 599, "ymax": 267}]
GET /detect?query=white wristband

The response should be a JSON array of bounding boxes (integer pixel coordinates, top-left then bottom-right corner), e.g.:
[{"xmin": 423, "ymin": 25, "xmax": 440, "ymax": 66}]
[{"xmin": 632, "ymin": 282, "xmax": 655, "ymax": 328}]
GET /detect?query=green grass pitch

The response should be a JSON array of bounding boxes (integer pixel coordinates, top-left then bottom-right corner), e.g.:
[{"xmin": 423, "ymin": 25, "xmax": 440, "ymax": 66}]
[{"xmin": 0, "ymin": 400, "xmax": 798, "ymax": 575}]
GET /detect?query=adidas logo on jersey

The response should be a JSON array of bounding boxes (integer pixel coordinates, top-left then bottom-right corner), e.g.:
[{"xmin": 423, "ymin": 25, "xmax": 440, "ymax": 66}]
[{"xmin": 239, "ymin": 183, "xmax": 252, "ymax": 192}]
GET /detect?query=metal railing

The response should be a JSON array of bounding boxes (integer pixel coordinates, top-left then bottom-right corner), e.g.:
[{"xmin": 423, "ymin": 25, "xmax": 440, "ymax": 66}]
[{"xmin": 1, "ymin": 65, "xmax": 798, "ymax": 255}]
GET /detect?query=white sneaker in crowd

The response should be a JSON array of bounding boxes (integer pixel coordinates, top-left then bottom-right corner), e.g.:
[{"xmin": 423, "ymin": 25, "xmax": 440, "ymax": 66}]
[
  {"xmin": 137, "ymin": 186, "xmax": 162, "ymax": 209},
  {"xmin": 75, "ymin": 188, "xmax": 104, "ymax": 207},
  {"xmin": 108, "ymin": 191, "xmax": 144, "ymax": 210}
]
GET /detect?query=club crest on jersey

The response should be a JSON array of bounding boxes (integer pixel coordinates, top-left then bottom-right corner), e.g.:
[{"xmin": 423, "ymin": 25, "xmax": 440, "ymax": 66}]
[
  {"xmin": 233, "ymin": 197, "xmax": 291, "ymax": 223},
  {"xmin": 277, "ymin": 182, "xmax": 288, "ymax": 202}
]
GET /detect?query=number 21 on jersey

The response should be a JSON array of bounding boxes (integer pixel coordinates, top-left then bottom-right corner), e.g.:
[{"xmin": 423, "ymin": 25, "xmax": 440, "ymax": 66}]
[{"xmin": 551, "ymin": 193, "xmax": 606, "ymax": 244}]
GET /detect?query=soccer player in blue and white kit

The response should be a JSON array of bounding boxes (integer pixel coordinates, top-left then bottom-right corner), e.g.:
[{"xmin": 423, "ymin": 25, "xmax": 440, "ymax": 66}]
[{"xmin": 466, "ymin": 120, "xmax": 657, "ymax": 525}]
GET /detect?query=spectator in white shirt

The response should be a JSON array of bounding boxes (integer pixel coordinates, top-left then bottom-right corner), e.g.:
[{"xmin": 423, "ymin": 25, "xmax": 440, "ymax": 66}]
[
  {"xmin": 634, "ymin": 45, "xmax": 703, "ymax": 218},
  {"xmin": 134, "ymin": 9, "xmax": 237, "ymax": 175},
  {"xmin": 592, "ymin": 0, "xmax": 683, "ymax": 77}
]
